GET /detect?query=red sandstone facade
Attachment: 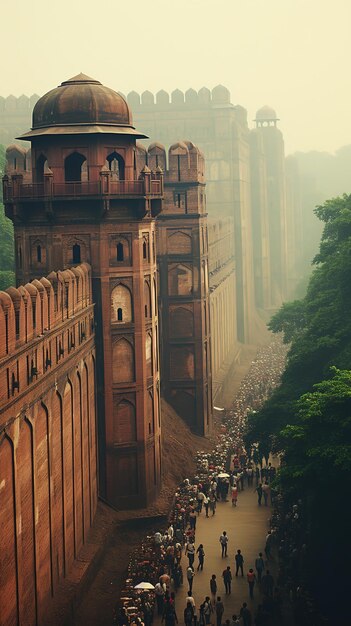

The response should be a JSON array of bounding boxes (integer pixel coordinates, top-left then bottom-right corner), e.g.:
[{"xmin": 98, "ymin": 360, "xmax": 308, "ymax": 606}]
[
  {"xmin": 3, "ymin": 74, "xmax": 163, "ymax": 510},
  {"xmin": 0, "ymin": 74, "xmax": 218, "ymax": 624},
  {"xmin": 0, "ymin": 264, "xmax": 96, "ymax": 625}
]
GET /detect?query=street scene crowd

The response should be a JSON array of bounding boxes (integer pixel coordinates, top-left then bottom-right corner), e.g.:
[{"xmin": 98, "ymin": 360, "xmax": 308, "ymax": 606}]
[{"xmin": 113, "ymin": 340, "xmax": 288, "ymax": 626}]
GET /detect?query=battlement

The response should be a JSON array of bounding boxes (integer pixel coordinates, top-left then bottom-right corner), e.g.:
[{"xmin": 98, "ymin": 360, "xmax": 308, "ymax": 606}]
[
  {"xmin": 0, "ymin": 93, "xmax": 40, "ymax": 113},
  {"xmin": 0, "ymin": 263, "xmax": 92, "ymax": 360},
  {"xmin": 137, "ymin": 141, "xmax": 205, "ymax": 182},
  {"xmin": 127, "ymin": 85, "xmax": 231, "ymax": 108}
]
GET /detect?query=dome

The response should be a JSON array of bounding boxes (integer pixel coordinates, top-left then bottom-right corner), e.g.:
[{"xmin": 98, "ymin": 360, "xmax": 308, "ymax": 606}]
[
  {"xmin": 18, "ymin": 73, "xmax": 147, "ymax": 140},
  {"xmin": 255, "ymin": 105, "xmax": 278, "ymax": 121}
]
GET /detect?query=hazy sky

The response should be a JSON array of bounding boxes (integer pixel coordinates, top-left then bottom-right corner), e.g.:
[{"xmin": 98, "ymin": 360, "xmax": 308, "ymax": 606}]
[{"xmin": 1, "ymin": 0, "xmax": 350, "ymax": 154}]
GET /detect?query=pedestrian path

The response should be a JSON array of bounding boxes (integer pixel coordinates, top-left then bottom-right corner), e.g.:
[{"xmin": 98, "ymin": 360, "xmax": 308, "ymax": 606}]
[{"xmin": 174, "ymin": 488, "xmax": 272, "ymax": 621}]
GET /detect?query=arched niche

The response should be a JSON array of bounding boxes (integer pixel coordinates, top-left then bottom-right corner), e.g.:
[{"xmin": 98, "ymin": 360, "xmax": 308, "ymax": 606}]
[
  {"xmin": 167, "ymin": 230, "xmax": 192, "ymax": 255},
  {"xmin": 145, "ymin": 333, "xmax": 152, "ymax": 378},
  {"xmin": 36, "ymin": 154, "xmax": 48, "ymax": 183},
  {"xmin": 112, "ymin": 339, "xmax": 135, "ymax": 383},
  {"xmin": 64, "ymin": 152, "xmax": 87, "ymax": 182},
  {"xmin": 144, "ymin": 281, "xmax": 151, "ymax": 319},
  {"xmin": 106, "ymin": 151, "xmax": 125, "ymax": 180},
  {"xmin": 170, "ymin": 346, "xmax": 195, "ymax": 380},
  {"xmin": 111, "ymin": 284, "xmax": 132, "ymax": 323},
  {"xmin": 170, "ymin": 306, "xmax": 194, "ymax": 337},
  {"xmin": 113, "ymin": 399, "xmax": 136, "ymax": 443},
  {"xmin": 168, "ymin": 263, "xmax": 193, "ymax": 296}
]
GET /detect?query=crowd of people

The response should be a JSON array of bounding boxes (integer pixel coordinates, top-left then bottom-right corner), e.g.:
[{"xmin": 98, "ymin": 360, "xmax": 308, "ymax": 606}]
[{"xmin": 113, "ymin": 341, "xmax": 288, "ymax": 626}]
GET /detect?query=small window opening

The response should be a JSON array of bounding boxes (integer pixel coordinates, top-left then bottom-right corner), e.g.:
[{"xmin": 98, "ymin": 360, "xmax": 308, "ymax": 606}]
[
  {"xmin": 145, "ymin": 304, "xmax": 148, "ymax": 318},
  {"xmin": 177, "ymin": 194, "xmax": 181, "ymax": 208},
  {"xmin": 156, "ymin": 155, "xmax": 159, "ymax": 168},
  {"xmin": 15, "ymin": 309, "xmax": 20, "ymax": 339},
  {"xmin": 32, "ymin": 301, "xmax": 36, "ymax": 329},
  {"xmin": 177, "ymin": 155, "xmax": 181, "ymax": 181},
  {"xmin": 73, "ymin": 243, "xmax": 81, "ymax": 264},
  {"xmin": 14, "ymin": 157, "xmax": 17, "ymax": 170},
  {"xmin": 117, "ymin": 242, "xmax": 124, "ymax": 261},
  {"xmin": 37, "ymin": 245, "xmax": 42, "ymax": 263},
  {"xmin": 143, "ymin": 241, "xmax": 147, "ymax": 259},
  {"xmin": 117, "ymin": 308, "xmax": 123, "ymax": 321}
]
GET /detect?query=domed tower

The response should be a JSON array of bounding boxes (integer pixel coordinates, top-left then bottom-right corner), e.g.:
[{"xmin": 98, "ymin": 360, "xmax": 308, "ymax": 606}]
[{"xmin": 3, "ymin": 74, "xmax": 163, "ymax": 508}]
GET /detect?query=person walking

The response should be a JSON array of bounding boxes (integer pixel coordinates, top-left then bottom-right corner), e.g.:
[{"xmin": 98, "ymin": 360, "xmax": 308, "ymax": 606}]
[
  {"xmin": 222, "ymin": 566, "xmax": 232, "ymax": 594},
  {"xmin": 209, "ymin": 494, "xmax": 217, "ymax": 516},
  {"xmin": 203, "ymin": 495, "xmax": 209, "ymax": 518},
  {"xmin": 186, "ymin": 539, "xmax": 196, "ymax": 567},
  {"xmin": 247, "ymin": 569, "xmax": 256, "ymax": 599},
  {"xmin": 235, "ymin": 549, "xmax": 244, "ymax": 577},
  {"xmin": 215, "ymin": 597, "xmax": 224, "ymax": 626},
  {"xmin": 210, "ymin": 574, "xmax": 217, "ymax": 605},
  {"xmin": 202, "ymin": 597, "xmax": 212, "ymax": 625},
  {"xmin": 186, "ymin": 566, "xmax": 195, "ymax": 594},
  {"xmin": 219, "ymin": 531, "xmax": 228, "ymax": 557},
  {"xmin": 261, "ymin": 570, "xmax": 274, "ymax": 598},
  {"xmin": 154, "ymin": 582, "xmax": 165, "ymax": 615},
  {"xmin": 239, "ymin": 603, "xmax": 252, "ymax": 626},
  {"xmin": 184, "ymin": 602, "xmax": 194, "ymax": 626},
  {"xmin": 231, "ymin": 483, "xmax": 238, "ymax": 507},
  {"xmin": 255, "ymin": 553, "xmax": 265, "ymax": 583},
  {"xmin": 196, "ymin": 543, "xmax": 205, "ymax": 571},
  {"xmin": 255, "ymin": 484, "xmax": 263, "ymax": 506}
]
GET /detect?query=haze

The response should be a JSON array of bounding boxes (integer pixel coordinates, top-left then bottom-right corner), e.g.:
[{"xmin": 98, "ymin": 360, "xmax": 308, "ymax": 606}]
[{"xmin": 1, "ymin": 0, "xmax": 350, "ymax": 154}]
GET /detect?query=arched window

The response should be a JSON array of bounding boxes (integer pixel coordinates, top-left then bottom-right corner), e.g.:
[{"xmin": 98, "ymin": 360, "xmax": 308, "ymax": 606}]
[
  {"xmin": 106, "ymin": 152, "xmax": 125, "ymax": 180},
  {"xmin": 72, "ymin": 243, "xmax": 81, "ymax": 264},
  {"xmin": 36, "ymin": 154, "xmax": 48, "ymax": 183},
  {"xmin": 111, "ymin": 284, "xmax": 132, "ymax": 322},
  {"xmin": 64, "ymin": 152, "xmax": 87, "ymax": 182},
  {"xmin": 143, "ymin": 240, "xmax": 148, "ymax": 260},
  {"xmin": 37, "ymin": 245, "xmax": 42, "ymax": 263},
  {"xmin": 117, "ymin": 242, "xmax": 124, "ymax": 261}
]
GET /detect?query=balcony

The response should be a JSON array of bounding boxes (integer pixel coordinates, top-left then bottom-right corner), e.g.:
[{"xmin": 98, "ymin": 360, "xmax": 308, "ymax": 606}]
[{"xmin": 3, "ymin": 177, "xmax": 163, "ymax": 202}]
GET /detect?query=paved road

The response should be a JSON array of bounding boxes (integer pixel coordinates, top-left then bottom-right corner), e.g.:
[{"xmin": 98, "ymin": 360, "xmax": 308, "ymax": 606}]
[{"xmin": 169, "ymin": 487, "xmax": 273, "ymax": 623}]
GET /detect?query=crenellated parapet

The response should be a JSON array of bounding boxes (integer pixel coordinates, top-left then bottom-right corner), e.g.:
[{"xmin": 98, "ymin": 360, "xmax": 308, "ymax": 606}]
[
  {"xmin": 0, "ymin": 263, "xmax": 94, "ymax": 409},
  {"xmin": 126, "ymin": 85, "xmax": 231, "ymax": 108}
]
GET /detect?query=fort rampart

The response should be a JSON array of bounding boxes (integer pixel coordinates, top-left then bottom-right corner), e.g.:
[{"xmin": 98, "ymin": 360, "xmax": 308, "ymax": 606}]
[{"xmin": 0, "ymin": 263, "xmax": 97, "ymax": 626}]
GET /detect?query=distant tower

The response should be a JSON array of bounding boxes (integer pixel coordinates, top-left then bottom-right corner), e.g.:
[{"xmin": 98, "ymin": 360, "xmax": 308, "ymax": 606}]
[
  {"xmin": 254, "ymin": 106, "xmax": 288, "ymax": 305},
  {"xmin": 156, "ymin": 141, "xmax": 213, "ymax": 435},
  {"xmin": 3, "ymin": 74, "xmax": 163, "ymax": 508}
]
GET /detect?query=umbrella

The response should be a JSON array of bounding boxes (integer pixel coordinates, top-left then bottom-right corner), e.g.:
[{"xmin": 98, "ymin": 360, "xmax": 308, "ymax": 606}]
[
  {"xmin": 134, "ymin": 582, "xmax": 155, "ymax": 590},
  {"xmin": 217, "ymin": 472, "xmax": 230, "ymax": 478}
]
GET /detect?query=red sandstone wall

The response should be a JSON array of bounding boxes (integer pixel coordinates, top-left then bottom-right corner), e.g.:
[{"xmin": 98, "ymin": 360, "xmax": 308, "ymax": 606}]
[{"xmin": 0, "ymin": 264, "xmax": 97, "ymax": 626}]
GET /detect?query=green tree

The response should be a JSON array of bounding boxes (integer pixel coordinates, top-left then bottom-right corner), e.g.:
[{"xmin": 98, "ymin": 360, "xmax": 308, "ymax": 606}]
[{"xmin": 245, "ymin": 194, "xmax": 351, "ymax": 452}]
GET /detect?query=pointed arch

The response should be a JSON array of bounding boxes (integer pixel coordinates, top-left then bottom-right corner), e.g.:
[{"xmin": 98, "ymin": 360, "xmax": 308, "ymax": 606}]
[
  {"xmin": 106, "ymin": 151, "xmax": 125, "ymax": 180},
  {"xmin": 113, "ymin": 399, "xmax": 136, "ymax": 443},
  {"xmin": 64, "ymin": 152, "xmax": 87, "ymax": 182},
  {"xmin": 111, "ymin": 284, "xmax": 132, "ymax": 322},
  {"xmin": 112, "ymin": 338, "xmax": 135, "ymax": 383}
]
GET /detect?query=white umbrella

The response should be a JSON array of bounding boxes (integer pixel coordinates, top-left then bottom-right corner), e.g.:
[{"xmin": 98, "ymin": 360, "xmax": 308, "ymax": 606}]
[
  {"xmin": 217, "ymin": 472, "xmax": 230, "ymax": 478},
  {"xmin": 134, "ymin": 582, "xmax": 155, "ymax": 590}
]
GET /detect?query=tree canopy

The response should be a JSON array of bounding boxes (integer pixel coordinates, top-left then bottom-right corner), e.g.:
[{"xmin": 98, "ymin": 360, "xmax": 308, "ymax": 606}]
[{"xmin": 245, "ymin": 194, "xmax": 351, "ymax": 620}]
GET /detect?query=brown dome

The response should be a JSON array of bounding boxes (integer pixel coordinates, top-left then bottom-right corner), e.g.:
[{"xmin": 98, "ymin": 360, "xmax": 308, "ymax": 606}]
[{"xmin": 18, "ymin": 74, "xmax": 147, "ymax": 140}]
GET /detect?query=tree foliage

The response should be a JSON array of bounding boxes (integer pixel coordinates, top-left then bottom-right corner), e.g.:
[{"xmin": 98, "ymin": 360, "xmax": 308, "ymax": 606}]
[
  {"xmin": 246, "ymin": 193, "xmax": 351, "ymax": 453},
  {"xmin": 245, "ymin": 194, "xmax": 351, "ymax": 619}
]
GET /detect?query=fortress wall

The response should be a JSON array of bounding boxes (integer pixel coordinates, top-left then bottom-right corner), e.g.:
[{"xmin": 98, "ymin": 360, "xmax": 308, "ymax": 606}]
[
  {"xmin": 0, "ymin": 264, "xmax": 97, "ymax": 626},
  {"xmin": 208, "ymin": 217, "xmax": 240, "ymax": 400}
]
